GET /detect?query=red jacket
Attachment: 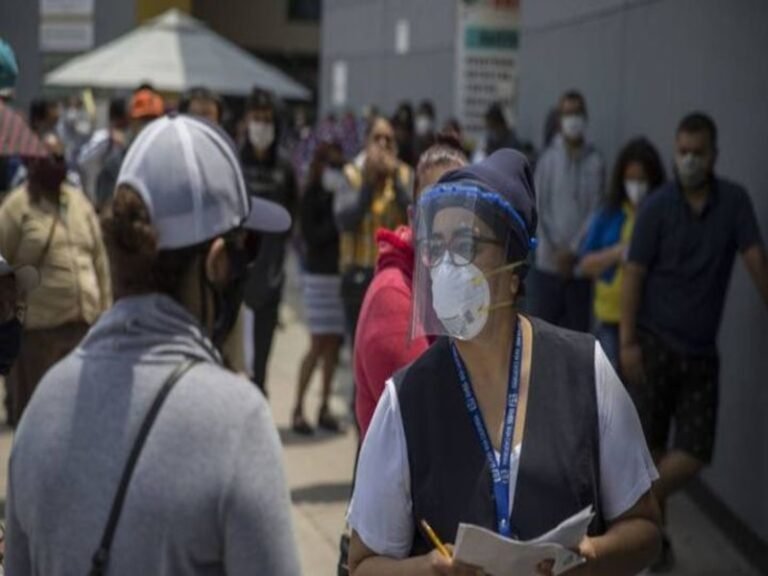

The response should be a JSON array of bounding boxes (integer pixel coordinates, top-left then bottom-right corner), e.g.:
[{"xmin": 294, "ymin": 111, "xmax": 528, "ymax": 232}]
[{"xmin": 354, "ymin": 226, "xmax": 430, "ymax": 439}]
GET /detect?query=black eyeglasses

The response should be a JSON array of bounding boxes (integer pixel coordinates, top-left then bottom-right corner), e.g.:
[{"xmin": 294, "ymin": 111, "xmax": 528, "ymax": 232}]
[{"xmin": 418, "ymin": 232, "xmax": 502, "ymax": 268}]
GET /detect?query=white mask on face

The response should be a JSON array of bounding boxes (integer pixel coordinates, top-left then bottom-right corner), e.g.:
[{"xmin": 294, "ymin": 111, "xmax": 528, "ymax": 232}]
[
  {"xmin": 561, "ymin": 114, "xmax": 586, "ymax": 140},
  {"xmin": 430, "ymin": 260, "xmax": 491, "ymax": 341},
  {"xmin": 321, "ymin": 167, "xmax": 346, "ymax": 193},
  {"xmin": 415, "ymin": 114, "xmax": 433, "ymax": 137},
  {"xmin": 248, "ymin": 121, "xmax": 275, "ymax": 151},
  {"xmin": 625, "ymin": 180, "xmax": 649, "ymax": 206},
  {"xmin": 429, "ymin": 258, "xmax": 525, "ymax": 341}
]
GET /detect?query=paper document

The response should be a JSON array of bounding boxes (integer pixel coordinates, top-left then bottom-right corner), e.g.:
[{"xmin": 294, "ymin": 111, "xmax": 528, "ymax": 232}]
[{"xmin": 454, "ymin": 506, "xmax": 594, "ymax": 576}]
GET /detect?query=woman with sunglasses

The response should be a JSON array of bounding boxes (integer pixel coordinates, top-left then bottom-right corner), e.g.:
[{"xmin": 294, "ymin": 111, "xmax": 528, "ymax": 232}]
[
  {"xmin": 0, "ymin": 131, "xmax": 111, "ymax": 425},
  {"xmin": 347, "ymin": 150, "xmax": 661, "ymax": 576}
]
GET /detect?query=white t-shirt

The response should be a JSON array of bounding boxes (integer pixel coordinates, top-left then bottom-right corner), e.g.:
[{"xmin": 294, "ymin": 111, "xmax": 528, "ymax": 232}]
[{"xmin": 347, "ymin": 343, "xmax": 658, "ymax": 559}]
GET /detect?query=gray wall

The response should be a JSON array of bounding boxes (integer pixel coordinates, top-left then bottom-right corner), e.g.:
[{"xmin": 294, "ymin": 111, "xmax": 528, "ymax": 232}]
[
  {"xmin": 518, "ymin": 0, "xmax": 768, "ymax": 543},
  {"xmin": 0, "ymin": 0, "xmax": 42, "ymax": 110},
  {"xmin": 0, "ymin": 0, "xmax": 135, "ymax": 111},
  {"xmin": 94, "ymin": 0, "xmax": 136, "ymax": 48},
  {"xmin": 320, "ymin": 0, "xmax": 458, "ymax": 120}
]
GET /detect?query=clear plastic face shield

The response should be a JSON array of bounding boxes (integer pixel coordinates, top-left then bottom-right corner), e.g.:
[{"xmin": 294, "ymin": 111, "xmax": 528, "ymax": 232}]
[{"xmin": 411, "ymin": 184, "xmax": 530, "ymax": 342}]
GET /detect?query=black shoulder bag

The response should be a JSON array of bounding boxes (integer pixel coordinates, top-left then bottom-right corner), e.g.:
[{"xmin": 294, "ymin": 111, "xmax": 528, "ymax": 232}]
[{"xmin": 88, "ymin": 359, "xmax": 198, "ymax": 576}]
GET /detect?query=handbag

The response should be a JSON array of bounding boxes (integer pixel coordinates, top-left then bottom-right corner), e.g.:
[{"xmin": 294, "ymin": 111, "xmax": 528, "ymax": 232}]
[{"xmin": 88, "ymin": 359, "xmax": 198, "ymax": 576}]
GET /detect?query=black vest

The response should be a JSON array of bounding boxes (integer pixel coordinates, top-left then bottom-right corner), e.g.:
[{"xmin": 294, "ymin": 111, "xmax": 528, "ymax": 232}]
[{"xmin": 393, "ymin": 317, "xmax": 606, "ymax": 556}]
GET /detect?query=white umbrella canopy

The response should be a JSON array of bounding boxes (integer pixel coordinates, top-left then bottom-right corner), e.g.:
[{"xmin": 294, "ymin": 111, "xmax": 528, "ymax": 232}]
[{"xmin": 44, "ymin": 9, "xmax": 311, "ymax": 100}]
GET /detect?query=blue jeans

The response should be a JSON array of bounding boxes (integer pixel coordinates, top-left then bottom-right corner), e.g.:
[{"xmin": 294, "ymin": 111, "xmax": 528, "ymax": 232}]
[{"xmin": 594, "ymin": 322, "xmax": 619, "ymax": 370}]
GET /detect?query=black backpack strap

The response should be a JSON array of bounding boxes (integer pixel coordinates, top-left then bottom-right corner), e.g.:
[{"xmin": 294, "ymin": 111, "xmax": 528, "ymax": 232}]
[{"xmin": 89, "ymin": 358, "xmax": 198, "ymax": 576}]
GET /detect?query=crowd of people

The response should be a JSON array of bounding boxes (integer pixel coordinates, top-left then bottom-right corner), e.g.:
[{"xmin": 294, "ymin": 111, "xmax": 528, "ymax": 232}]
[{"xmin": 1, "ymin": 34, "xmax": 768, "ymax": 576}]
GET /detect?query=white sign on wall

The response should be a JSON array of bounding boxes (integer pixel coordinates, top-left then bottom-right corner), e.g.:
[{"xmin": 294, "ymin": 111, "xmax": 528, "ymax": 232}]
[
  {"xmin": 40, "ymin": 0, "xmax": 94, "ymax": 52},
  {"xmin": 395, "ymin": 19, "xmax": 410, "ymax": 55},
  {"xmin": 40, "ymin": 20, "xmax": 94, "ymax": 52},
  {"xmin": 332, "ymin": 60, "xmax": 348, "ymax": 107},
  {"xmin": 40, "ymin": 0, "xmax": 94, "ymax": 16},
  {"xmin": 456, "ymin": 0, "xmax": 520, "ymax": 143}
]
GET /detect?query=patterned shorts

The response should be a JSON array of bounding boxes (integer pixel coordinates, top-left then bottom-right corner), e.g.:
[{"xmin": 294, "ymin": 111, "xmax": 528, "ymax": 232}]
[{"xmin": 629, "ymin": 331, "xmax": 719, "ymax": 464}]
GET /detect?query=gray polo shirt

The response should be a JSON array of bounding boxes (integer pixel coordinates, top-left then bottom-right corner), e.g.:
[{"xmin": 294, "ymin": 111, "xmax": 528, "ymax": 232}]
[
  {"xmin": 628, "ymin": 178, "xmax": 763, "ymax": 355},
  {"xmin": 533, "ymin": 134, "xmax": 605, "ymax": 274}
]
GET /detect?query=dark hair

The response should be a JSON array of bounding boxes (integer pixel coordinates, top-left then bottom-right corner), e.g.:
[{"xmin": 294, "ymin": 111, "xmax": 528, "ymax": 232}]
[
  {"xmin": 393, "ymin": 101, "xmax": 414, "ymax": 129},
  {"xmin": 677, "ymin": 112, "xmax": 718, "ymax": 150},
  {"xmin": 108, "ymin": 98, "xmax": 127, "ymax": 123},
  {"xmin": 102, "ymin": 186, "xmax": 208, "ymax": 299},
  {"xmin": 417, "ymin": 100, "xmax": 435, "ymax": 119},
  {"xmin": 307, "ymin": 140, "xmax": 343, "ymax": 190},
  {"xmin": 29, "ymin": 98, "xmax": 51, "ymax": 127},
  {"xmin": 247, "ymin": 87, "xmax": 275, "ymax": 112},
  {"xmin": 413, "ymin": 133, "xmax": 468, "ymax": 199},
  {"xmin": 485, "ymin": 102, "xmax": 507, "ymax": 128},
  {"xmin": 607, "ymin": 137, "xmax": 666, "ymax": 211},
  {"xmin": 179, "ymin": 86, "xmax": 223, "ymax": 120},
  {"xmin": 134, "ymin": 83, "xmax": 156, "ymax": 93},
  {"xmin": 559, "ymin": 90, "xmax": 588, "ymax": 117}
]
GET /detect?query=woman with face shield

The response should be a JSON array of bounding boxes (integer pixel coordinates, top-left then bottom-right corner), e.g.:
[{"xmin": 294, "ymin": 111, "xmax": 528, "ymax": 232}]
[
  {"xmin": 347, "ymin": 150, "xmax": 662, "ymax": 576},
  {"xmin": 3, "ymin": 115, "xmax": 300, "ymax": 575}
]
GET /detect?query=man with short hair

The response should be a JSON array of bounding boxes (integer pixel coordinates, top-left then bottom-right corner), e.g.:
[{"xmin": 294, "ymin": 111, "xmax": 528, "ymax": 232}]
[
  {"xmin": 179, "ymin": 86, "xmax": 223, "ymax": 125},
  {"xmin": 621, "ymin": 112, "xmax": 768, "ymax": 571},
  {"xmin": 529, "ymin": 90, "xmax": 605, "ymax": 332},
  {"xmin": 78, "ymin": 98, "xmax": 128, "ymax": 206},
  {"xmin": 95, "ymin": 87, "xmax": 164, "ymax": 209}
]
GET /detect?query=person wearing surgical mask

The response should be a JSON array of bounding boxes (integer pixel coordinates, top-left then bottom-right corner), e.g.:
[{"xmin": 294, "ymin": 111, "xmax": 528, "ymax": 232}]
[
  {"xmin": 413, "ymin": 100, "xmax": 437, "ymax": 161},
  {"xmin": 3, "ymin": 115, "xmax": 301, "ymax": 575},
  {"xmin": 528, "ymin": 90, "xmax": 605, "ymax": 333},
  {"xmin": 347, "ymin": 149, "xmax": 662, "ymax": 576},
  {"xmin": 578, "ymin": 138, "xmax": 666, "ymax": 368},
  {"xmin": 0, "ymin": 131, "xmax": 111, "ymax": 425},
  {"xmin": 621, "ymin": 113, "xmax": 768, "ymax": 572},
  {"xmin": 239, "ymin": 88, "xmax": 298, "ymax": 394}
]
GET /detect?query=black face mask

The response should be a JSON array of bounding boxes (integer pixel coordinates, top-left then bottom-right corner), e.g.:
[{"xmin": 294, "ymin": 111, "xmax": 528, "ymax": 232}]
[
  {"xmin": 0, "ymin": 318, "xmax": 23, "ymax": 376},
  {"xmin": 202, "ymin": 233, "xmax": 260, "ymax": 349}
]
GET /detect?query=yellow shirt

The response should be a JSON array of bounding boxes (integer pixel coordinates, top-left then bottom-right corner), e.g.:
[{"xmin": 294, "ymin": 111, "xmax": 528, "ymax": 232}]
[
  {"xmin": 339, "ymin": 162, "xmax": 411, "ymax": 271},
  {"xmin": 0, "ymin": 184, "xmax": 112, "ymax": 329},
  {"xmin": 594, "ymin": 204, "xmax": 635, "ymax": 324}
]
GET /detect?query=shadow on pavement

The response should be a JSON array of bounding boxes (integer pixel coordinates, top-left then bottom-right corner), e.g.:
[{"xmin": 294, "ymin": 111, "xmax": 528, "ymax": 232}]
[
  {"xmin": 291, "ymin": 481, "xmax": 352, "ymax": 504},
  {"xmin": 278, "ymin": 426, "xmax": 345, "ymax": 447}
]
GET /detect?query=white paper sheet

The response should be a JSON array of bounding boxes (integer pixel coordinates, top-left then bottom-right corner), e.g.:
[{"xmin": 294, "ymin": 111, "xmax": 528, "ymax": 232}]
[{"xmin": 453, "ymin": 506, "xmax": 595, "ymax": 576}]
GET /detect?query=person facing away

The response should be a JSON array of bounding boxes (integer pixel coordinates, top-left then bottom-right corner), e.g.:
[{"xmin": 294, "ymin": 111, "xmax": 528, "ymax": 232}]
[
  {"xmin": 292, "ymin": 140, "xmax": 346, "ymax": 435},
  {"xmin": 334, "ymin": 115, "xmax": 412, "ymax": 344},
  {"xmin": 77, "ymin": 97, "xmax": 129, "ymax": 207},
  {"xmin": 578, "ymin": 137, "xmax": 666, "ymax": 368},
  {"xmin": 0, "ymin": 131, "xmax": 111, "ymax": 425},
  {"xmin": 4, "ymin": 114, "xmax": 300, "ymax": 576},
  {"xmin": 620, "ymin": 112, "xmax": 768, "ymax": 572},
  {"xmin": 347, "ymin": 148, "xmax": 661, "ymax": 576},
  {"xmin": 239, "ymin": 87, "xmax": 298, "ymax": 394},
  {"xmin": 529, "ymin": 90, "xmax": 605, "ymax": 333},
  {"xmin": 95, "ymin": 87, "xmax": 165, "ymax": 210},
  {"xmin": 0, "ymin": 253, "xmax": 38, "ymax": 400},
  {"xmin": 354, "ymin": 134, "xmax": 468, "ymax": 440}
]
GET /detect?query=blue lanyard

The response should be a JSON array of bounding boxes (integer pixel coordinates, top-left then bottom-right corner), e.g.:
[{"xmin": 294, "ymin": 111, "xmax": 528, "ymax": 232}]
[{"xmin": 450, "ymin": 324, "xmax": 522, "ymax": 538}]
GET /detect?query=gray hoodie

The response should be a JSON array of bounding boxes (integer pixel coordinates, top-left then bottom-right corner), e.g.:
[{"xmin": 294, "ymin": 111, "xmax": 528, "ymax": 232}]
[{"xmin": 4, "ymin": 294, "xmax": 301, "ymax": 576}]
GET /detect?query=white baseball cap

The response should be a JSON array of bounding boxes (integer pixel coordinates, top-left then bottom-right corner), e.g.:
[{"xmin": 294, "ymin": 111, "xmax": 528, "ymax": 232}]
[
  {"xmin": 0, "ymin": 254, "xmax": 39, "ymax": 293},
  {"xmin": 117, "ymin": 114, "xmax": 291, "ymax": 250}
]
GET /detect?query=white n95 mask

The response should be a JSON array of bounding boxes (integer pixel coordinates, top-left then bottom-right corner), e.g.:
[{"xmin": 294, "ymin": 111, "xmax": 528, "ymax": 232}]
[{"xmin": 430, "ymin": 260, "xmax": 525, "ymax": 341}]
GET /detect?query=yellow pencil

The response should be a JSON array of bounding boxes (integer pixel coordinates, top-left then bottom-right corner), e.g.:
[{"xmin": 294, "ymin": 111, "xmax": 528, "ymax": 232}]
[{"xmin": 420, "ymin": 519, "xmax": 451, "ymax": 559}]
